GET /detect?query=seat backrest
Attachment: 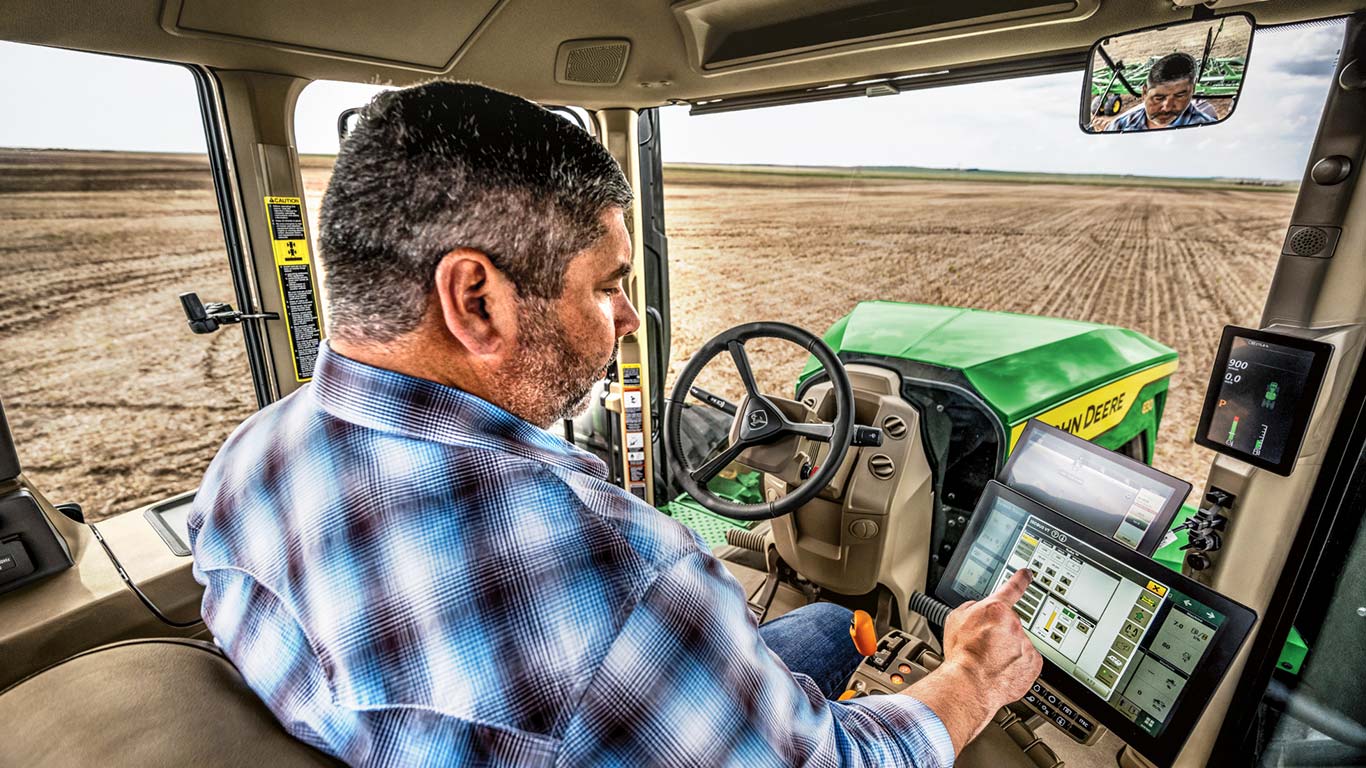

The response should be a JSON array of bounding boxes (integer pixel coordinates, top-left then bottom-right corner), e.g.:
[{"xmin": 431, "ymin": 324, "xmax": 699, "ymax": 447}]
[{"xmin": 0, "ymin": 637, "xmax": 342, "ymax": 767}]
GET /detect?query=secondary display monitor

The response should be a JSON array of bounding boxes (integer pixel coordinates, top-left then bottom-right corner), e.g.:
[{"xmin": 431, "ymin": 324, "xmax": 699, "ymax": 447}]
[
  {"xmin": 936, "ymin": 482, "xmax": 1257, "ymax": 766},
  {"xmin": 1195, "ymin": 327, "xmax": 1333, "ymax": 476},
  {"xmin": 1001, "ymin": 420, "xmax": 1191, "ymax": 555}
]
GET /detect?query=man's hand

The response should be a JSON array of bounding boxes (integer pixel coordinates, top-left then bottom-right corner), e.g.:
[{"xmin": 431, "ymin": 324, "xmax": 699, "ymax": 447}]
[{"xmin": 904, "ymin": 569, "xmax": 1044, "ymax": 752}]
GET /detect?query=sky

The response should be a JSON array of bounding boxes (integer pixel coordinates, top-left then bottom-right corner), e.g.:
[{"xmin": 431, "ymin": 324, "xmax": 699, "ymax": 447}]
[{"xmin": 0, "ymin": 20, "xmax": 1344, "ymax": 181}]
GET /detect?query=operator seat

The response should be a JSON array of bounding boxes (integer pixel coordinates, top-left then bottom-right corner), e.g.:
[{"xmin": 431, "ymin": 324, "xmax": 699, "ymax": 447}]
[{"xmin": 0, "ymin": 637, "xmax": 341, "ymax": 767}]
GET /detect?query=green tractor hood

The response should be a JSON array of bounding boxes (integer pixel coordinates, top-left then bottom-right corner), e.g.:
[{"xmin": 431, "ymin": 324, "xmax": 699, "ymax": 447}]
[{"xmin": 799, "ymin": 302, "xmax": 1179, "ymax": 446}]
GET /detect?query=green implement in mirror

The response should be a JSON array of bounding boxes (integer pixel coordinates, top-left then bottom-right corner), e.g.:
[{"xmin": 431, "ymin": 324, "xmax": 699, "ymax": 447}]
[{"xmin": 1081, "ymin": 13, "xmax": 1254, "ymax": 134}]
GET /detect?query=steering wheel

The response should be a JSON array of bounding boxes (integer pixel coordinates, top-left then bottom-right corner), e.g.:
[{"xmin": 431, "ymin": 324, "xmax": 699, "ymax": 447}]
[{"xmin": 664, "ymin": 322, "xmax": 854, "ymax": 521}]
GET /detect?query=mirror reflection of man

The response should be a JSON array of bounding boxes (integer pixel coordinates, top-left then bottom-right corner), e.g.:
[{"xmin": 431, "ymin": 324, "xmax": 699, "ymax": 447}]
[
  {"xmin": 189, "ymin": 81, "xmax": 1042, "ymax": 766},
  {"xmin": 1107, "ymin": 52, "xmax": 1218, "ymax": 131}
]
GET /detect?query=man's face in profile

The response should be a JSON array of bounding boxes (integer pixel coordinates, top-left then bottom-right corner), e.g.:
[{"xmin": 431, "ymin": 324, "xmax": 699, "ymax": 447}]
[
  {"xmin": 500, "ymin": 209, "xmax": 639, "ymax": 427},
  {"xmin": 1143, "ymin": 78, "xmax": 1195, "ymax": 127}
]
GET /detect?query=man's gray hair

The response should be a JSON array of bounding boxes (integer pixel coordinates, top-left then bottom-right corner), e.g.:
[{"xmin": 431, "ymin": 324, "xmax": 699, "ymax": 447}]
[{"xmin": 318, "ymin": 81, "xmax": 633, "ymax": 343}]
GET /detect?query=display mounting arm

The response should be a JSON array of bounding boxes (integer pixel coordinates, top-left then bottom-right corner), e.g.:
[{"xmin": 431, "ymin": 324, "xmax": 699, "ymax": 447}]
[{"xmin": 178, "ymin": 291, "xmax": 279, "ymax": 335}]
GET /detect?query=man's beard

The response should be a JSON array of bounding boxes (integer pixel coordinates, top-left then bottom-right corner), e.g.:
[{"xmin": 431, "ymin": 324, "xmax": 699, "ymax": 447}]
[{"xmin": 499, "ymin": 297, "xmax": 618, "ymax": 428}]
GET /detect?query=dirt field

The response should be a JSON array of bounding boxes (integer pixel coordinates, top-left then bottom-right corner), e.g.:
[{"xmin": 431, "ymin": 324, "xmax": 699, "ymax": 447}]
[
  {"xmin": 0, "ymin": 149, "xmax": 256, "ymax": 519},
  {"xmin": 1, "ymin": 150, "xmax": 1295, "ymax": 519}
]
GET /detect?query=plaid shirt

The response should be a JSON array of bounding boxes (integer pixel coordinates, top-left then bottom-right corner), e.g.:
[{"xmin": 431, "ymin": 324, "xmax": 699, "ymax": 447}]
[
  {"xmin": 189, "ymin": 342, "xmax": 955, "ymax": 767},
  {"xmin": 1106, "ymin": 98, "xmax": 1218, "ymax": 131}
]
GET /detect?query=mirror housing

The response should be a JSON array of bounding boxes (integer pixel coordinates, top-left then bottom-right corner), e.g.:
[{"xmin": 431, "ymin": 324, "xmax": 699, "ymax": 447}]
[
  {"xmin": 337, "ymin": 107, "xmax": 362, "ymax": 143},
  {"xmin": 1081, "ymin": 13, "xmax": 1254, "ymax": 134}
]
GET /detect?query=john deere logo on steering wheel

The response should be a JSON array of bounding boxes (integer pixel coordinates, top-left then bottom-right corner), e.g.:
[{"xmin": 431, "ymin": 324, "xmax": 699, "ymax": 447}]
[{"xmin": 748, "ymin": 410, "xmax": 769, "ymax": 429}]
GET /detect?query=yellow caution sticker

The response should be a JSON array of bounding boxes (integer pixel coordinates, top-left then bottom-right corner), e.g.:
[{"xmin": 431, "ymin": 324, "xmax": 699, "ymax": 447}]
[
  {"xmin": 1008, "ymin": 360, "xmax": 1179, "ymax": 450},
  {"xmin": 619, "ymin": 363, "xmax": 647, "ymax": 499},
  {"xmin": 264, "ymin": 196, "xmax": 322, "ymax": 382}
]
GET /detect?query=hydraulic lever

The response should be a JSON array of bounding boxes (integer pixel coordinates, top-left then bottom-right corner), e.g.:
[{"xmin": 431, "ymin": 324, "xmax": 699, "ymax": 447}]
[
  {"xmin": 178, "ymin": 292, "xmax": 278, "ymax": 334},
  {"xmin": 1176, "ymin": 487, "xmax": 1234, "ymax": 571}
]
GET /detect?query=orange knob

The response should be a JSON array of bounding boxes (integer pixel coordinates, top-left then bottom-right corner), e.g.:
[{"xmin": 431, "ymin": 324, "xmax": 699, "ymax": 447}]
[
  {"xmin": 838, "ymin": 689, "xmax": 859, "ymax": 701},
  {"xmin": 849, "ymin": 609, "xmax": 878, "ymax": 657}
]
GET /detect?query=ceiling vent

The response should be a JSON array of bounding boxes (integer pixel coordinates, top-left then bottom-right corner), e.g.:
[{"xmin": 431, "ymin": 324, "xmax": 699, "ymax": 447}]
[{"xmin": 556, "ymin": 39, "xmax": 631, "ymax": 86}]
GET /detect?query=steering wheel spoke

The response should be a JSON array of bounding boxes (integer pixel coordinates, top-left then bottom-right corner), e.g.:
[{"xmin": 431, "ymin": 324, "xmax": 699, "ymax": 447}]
[
  {"xmin": 727, "ymin": 341, "xmax": 762, "ymax": 399},
  {"xmin": 783, "ymin": 420, "xmax": 835, "ymax": 442},
  {"xmin": 691, "ymin": 439, "xmax": 750, "ymax": 484}
]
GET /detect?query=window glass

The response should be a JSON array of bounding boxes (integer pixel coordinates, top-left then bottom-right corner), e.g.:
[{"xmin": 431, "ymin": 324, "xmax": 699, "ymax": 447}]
[
  {"xmin": 1253, "ymin": 442, "xmax": 1366, "ymax": 764},
  {"xmin": 659, "ymin": 21, "xmax": 1343, "ymax": 495},
  {"xmin": 0, "ymin": 43, "xmax": 254, "ymax": 520}
]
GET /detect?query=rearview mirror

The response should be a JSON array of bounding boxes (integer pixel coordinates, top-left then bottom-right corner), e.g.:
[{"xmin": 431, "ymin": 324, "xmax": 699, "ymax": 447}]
[{"xmin": 1081, "ymin": 13, "xmax": 1253, "ymax": 134}]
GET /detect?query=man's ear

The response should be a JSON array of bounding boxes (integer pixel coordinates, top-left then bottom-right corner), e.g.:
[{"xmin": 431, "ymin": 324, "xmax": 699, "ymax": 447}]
[{"xmin": 432, "ymin": 248, "xmax": 519, "ymax": 357}]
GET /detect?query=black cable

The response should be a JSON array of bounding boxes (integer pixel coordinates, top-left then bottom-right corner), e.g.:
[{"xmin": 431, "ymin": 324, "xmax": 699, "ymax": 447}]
[{"xmin": 89, "ymin": 523, "xmax": 203, "ymax": 629}]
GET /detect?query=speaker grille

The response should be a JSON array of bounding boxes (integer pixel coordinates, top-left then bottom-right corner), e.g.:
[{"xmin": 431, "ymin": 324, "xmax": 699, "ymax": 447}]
[
  {"xmin": 1290, "ymin": 227, "xmax": 1327, "ymax": 256},
  {"xmin": 559, "ymin": 40, "xmax": 629, "ymax": 85},
  {"xmin": 1282, "ymin": 225, "xmax": 1340, "ymax": 259}
]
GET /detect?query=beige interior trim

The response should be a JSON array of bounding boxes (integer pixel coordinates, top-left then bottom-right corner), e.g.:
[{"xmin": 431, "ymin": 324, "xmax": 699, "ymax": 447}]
[
  {"xmin": 598, "ymin": 109, "xmax": 658, "ymax": 504},
  {"xmin": 0, "ymin": 481, "xmax": 204, "ymax": 690},
  {"xmin": 671, "ymin": 0, "xmax": 1100, "ymax": 75},
  {"xmin": 160, "ymin": 0, "xmax": 513, "ymax": 74},
  {"xmin": 215, "ymin": 69, "xmax": 321, "ymax": 400},
  {"xmin": 2, "ymin": 0, "xmax": 1360, "ymax": 109},
  {"xmin": 1163, "ymin": 62, "xmax": 1366, "ymax": 764}
]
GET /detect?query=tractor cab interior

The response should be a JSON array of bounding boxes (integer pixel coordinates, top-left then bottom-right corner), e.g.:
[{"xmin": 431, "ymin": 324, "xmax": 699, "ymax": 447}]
[{"xmin": 3, "ymin": 1, "xmax": 1366, "ymax": 766}]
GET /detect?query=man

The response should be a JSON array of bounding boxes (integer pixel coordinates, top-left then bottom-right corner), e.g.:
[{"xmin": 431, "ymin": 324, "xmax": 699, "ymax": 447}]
[
  {"xmin": 1107, "ymin": 52, "xmax": 1218, "ymax": 131},
  {"xmin": 190, "ymin": 81, "xmax": 1042, "ymax": 767}
]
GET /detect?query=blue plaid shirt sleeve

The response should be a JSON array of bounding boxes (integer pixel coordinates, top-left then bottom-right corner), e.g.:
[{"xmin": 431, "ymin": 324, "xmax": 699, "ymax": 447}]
[
  {"xmin": 190, "ymin": 343, "xmax": 957, "ymax": 767},
  {"xmin": 558, "ymin": 550, "xmax": 956, "ymax": 767}
]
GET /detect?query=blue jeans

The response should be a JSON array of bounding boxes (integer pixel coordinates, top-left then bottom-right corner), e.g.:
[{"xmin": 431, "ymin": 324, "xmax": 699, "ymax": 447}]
[{"xmin": 757, "ymin": 602, "xmax": 866, "ymax": 699}]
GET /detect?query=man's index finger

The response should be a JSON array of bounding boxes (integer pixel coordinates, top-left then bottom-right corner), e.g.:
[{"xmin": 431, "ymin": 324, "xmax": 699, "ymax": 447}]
[{"xmin": 991, "ymin": 568, "xmax": 1033, "ymax": 605}]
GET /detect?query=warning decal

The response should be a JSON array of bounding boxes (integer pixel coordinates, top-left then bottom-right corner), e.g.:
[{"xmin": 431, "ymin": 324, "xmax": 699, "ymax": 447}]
[
  {"xmin": 620, "ymin": 363, "xmax": 648, "ymax": 499},
  {"xmin": 265, "ymin": 196, "xmax": 322, "ymax": 382}
]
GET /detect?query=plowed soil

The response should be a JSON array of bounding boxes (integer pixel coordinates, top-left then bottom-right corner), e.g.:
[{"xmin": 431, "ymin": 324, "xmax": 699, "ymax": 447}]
[{"xmin": 0, "ymin": 151, "xmax": 1294, "ymax": 519}]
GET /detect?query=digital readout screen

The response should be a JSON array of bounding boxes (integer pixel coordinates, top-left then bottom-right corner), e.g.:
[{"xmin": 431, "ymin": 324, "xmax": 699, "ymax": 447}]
[{"xmin": 1205, "ymin": 337, "xmax": 1317, "ymax": 465}]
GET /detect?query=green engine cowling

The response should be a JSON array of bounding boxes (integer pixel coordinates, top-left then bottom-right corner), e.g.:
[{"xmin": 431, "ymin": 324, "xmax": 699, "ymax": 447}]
[
  {"xmin": 795, "ymin": 301, "xmax": 1179, "ymax": 575},
  {"xmin": 798, "ymin": 300, "xmax": 1178, "ymax": 461}
]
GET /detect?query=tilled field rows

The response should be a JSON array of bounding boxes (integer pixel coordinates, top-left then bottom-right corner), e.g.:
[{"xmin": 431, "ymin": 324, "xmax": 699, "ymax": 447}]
[
  {"xmin": 1, "ymin": 151, "xmax": 1294, "ymax": 518},
  {"xmin": 0, "ymin": 150, "xmax": 257, "ymax": 518},
  {"xmin": 664, "ymin": 171, "xmax": 1295, "ymax": 492}
]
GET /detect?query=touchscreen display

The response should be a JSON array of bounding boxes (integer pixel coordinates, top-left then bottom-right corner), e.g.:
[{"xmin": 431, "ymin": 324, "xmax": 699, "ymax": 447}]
[
  {"xmin": 1002, "ymin": 423, "xmax": 1188, "ymax": 552},
  {"xmin": 1204, "ymin": 336, "xmax": 1317, "ymax": 466},
  {"xmin": 949, "ymin": 494, "xmax": 1226, "ymax": 738}
]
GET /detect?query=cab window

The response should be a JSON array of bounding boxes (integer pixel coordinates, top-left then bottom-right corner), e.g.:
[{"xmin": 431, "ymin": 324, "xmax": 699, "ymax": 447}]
[
  {"xmin": 0, "ymin": 43, "xmax": 253, "ymax": 520},
  {"xmin": 657, "ymin": 20, "xmax": 1342, "ymax": 499}
]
